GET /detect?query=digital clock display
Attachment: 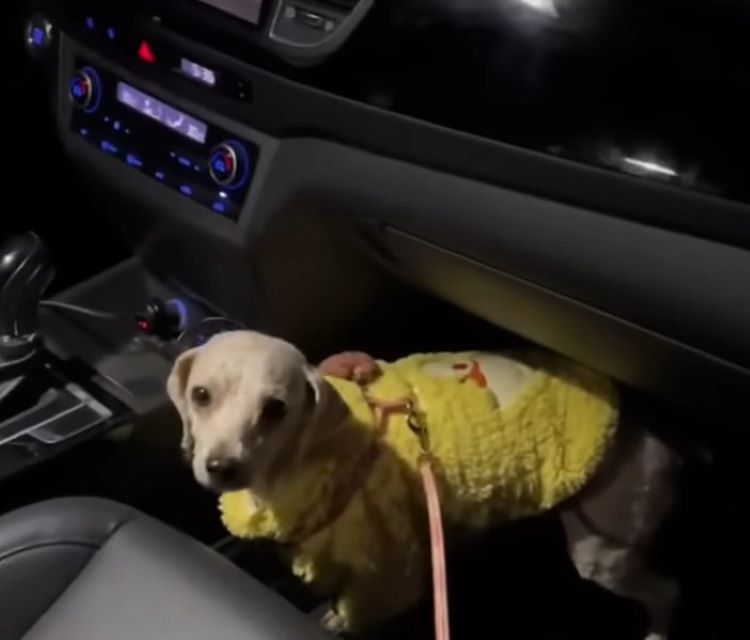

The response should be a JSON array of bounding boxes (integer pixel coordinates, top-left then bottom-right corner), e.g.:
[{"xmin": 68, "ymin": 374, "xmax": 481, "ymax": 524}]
[{"xmin": 181, "ymin": 58, "xmax": 217, "ymax": 87}]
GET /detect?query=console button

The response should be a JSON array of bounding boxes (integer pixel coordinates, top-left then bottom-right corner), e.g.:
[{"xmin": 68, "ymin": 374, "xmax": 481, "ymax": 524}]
[
  {"xmin": 208, "ymin": 142, "xmax": 250, "ymax": 188},
  {"xmin": 69, "ymin": 68, "xmax": 100, "ymax": 112}
]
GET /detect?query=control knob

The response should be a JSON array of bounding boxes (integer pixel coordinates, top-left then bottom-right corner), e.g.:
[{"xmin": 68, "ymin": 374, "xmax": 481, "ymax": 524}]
[
  {"xmin": 68, "ymin": 67, "xmax": 101, "ymax": 112},
  {"xmin": 208, "ymin": 141, "xmax": 250, "ymax": 189}
]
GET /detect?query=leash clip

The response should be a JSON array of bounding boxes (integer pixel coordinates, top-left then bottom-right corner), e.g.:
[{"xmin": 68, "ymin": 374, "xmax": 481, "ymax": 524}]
[{"xmin": 407, "ymin": 410, "xmax": 431, "ymax": 457}]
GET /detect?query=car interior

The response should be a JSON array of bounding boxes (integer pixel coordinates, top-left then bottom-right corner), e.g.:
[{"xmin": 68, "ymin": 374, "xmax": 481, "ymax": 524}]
[{"xmin": 2, "ymin": 1, "xmax": 748, "ymax": 639}]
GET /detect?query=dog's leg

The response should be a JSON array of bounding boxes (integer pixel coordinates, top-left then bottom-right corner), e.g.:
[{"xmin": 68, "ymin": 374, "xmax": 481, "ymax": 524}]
[
  {"xmin": 560, "ymin": 520, "xmax": 678, "ymax": 639},
  {"xmin": 321, "ymin": 563, "xmax": 424, "ymax": 635},
  {"xmin": 320, "ymin": 606, "xmax": 348, "ymax": 635},
  {"xmin": 319, "ymin": 578, "xmax": 387, "ymax": 635},
  {"xmin": 614, "ymin": 565, "xmax": 678, "ymax": 640},
  {"xmin": 560, "ymin": 427, "xmax": 680, "ymax": 639}
]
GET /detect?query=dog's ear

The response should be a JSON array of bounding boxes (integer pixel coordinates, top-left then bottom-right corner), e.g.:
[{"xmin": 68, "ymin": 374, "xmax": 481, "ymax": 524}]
[
  {"xmin": 167, "ymin": 347, "xmax": 199, "ymax": 459},
  {"xmin": 293, "ymin": 364, "xmax": 350, "ymax": 469},
  {"xmin": 303, "ymin": 364, "xmax": 325, "ymax": 408},
  {"xmin": 302, "ymin": 364, "xmax": 348, "ymax": 429},
  {"xmin": 293, "ymin": 364, "xmax": 332, "ymax": 467}
]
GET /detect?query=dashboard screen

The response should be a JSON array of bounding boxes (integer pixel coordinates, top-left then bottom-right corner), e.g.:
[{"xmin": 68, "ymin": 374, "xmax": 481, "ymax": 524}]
[
  {"xmin": 117, "ymin": 82, "xmax": 208, "ymax": 144},
  {"xmin": 195, "ymin": 0, "xmax": 264, "ymax": 25}
]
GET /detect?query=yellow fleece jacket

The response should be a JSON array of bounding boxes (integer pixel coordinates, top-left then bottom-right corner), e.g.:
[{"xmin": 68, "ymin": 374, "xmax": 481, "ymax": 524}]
[{"xmin": 220, "ymin": 351, "xmax": 618, "ymax": 631}]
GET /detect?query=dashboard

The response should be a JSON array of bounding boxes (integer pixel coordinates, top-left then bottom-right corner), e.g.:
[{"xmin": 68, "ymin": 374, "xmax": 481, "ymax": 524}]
[{"xmin": 25, "ymin": 0, "xmax": 750, "ymax": 424}]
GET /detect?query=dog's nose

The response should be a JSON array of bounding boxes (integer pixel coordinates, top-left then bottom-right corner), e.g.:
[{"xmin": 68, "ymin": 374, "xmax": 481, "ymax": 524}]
[{"xmin": 205, "ymin": 456, "xmax": 240, "ymax": 483}]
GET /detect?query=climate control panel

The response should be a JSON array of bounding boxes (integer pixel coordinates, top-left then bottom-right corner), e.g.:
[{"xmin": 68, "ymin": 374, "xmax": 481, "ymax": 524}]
[{"xmin": 68, "ymin": 61, "xmax": 257, "ymax": 221}]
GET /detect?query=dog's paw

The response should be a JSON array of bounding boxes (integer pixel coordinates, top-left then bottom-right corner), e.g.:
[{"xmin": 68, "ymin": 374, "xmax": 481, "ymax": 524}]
[{"xmin": 321, "ymin": 608, "xmax": 348, "ymax": 635}]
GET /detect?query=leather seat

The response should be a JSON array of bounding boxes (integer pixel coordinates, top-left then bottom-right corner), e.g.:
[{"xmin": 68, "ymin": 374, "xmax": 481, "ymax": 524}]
[{"xmin": 0, "ymin": 497, "xmax": 329, "ymax": 640}]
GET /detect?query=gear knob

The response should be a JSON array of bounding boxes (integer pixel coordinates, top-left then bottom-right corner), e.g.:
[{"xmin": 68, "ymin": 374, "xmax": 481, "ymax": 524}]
[{"xmin": 0, "ymin": 232, "xmax": 55, "ymax": 359}]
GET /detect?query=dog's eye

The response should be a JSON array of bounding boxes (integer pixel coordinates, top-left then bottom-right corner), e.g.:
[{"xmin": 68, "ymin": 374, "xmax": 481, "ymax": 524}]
[
  {"xmin": 260, "ymin": 397, "xmax": 287, "ymax": 424},
  {"xmin": 191, "ymin": 386, "xmax": 212, "ymax": 407}
]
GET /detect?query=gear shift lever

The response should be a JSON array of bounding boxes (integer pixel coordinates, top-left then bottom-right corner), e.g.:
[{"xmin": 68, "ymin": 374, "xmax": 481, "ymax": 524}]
[{"xmin": 0, "ymin": 232, "xmax": 55, "ymax": 361}]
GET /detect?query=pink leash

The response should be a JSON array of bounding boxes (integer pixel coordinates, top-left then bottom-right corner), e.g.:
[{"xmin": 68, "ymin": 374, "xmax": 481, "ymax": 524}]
[
  {"xmin": 366, "ymin": 395, "xmax": 452, "ymax": 640},
  {"xmin": 419, "ymin": 456, "xmax": 451, "ymax": 640}
]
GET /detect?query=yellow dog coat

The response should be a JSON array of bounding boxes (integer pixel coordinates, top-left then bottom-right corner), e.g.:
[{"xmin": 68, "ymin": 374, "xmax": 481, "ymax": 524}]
[{"xmin": 220, "ymin": 351, "xmax": 618, "ymax": 630}]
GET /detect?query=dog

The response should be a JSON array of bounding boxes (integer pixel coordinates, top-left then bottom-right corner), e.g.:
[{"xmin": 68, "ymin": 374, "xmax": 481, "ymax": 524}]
[{"xmin": 167, "ymin": 331, "xmax": 679, "ymax": 639}]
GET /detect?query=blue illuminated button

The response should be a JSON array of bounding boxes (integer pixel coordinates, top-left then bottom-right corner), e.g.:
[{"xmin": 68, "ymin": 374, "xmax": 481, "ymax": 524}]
[
  {"xmin": 212, "ymin": 201, "xmax": 227, "ymax": 214},
  {"xmin": 126, "ymin": 154, "xmax": 143, "ymax": 168},
  {"xmin": 208, "ymin": 143, "xmax": 241, "ymax": 187},
  {"xmin": 101, "ymin": 140, "xmax": 118, "ymax": 155},
  {"xmin": 179, "ymin": 185, "xmax": 193, "ymax": 197},
  {"xmin": 155, "ymin": 171, "xmax": 166, "ymax": 181},
  {"xmin": 32, "ymin": 27, "xmax": 45, "ymax": 46},
  {"xmin": 68, "ymin": 68, "xmax": 100, "ymax": 112}
]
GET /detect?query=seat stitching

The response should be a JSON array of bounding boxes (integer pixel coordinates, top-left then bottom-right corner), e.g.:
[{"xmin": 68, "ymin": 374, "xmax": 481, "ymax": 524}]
[
  {"xmin": 11, "ymin": 515, "xmax": 137, "ymax": 639},
  {"xmin": 0, "ymin": 541, "xmax": 99, "ymax": 565}
]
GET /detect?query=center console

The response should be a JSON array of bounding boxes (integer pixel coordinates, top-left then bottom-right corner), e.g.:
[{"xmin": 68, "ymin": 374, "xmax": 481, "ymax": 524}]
[{"xmin": 0, "ymin": 233, "xmax": 243, "ymax": 483}]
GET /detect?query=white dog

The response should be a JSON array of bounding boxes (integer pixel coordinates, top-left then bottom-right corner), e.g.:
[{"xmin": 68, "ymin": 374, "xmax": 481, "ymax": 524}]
[{"xmin": 167, "ymin": 331, "xmax": 680, "ymax": 639}]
